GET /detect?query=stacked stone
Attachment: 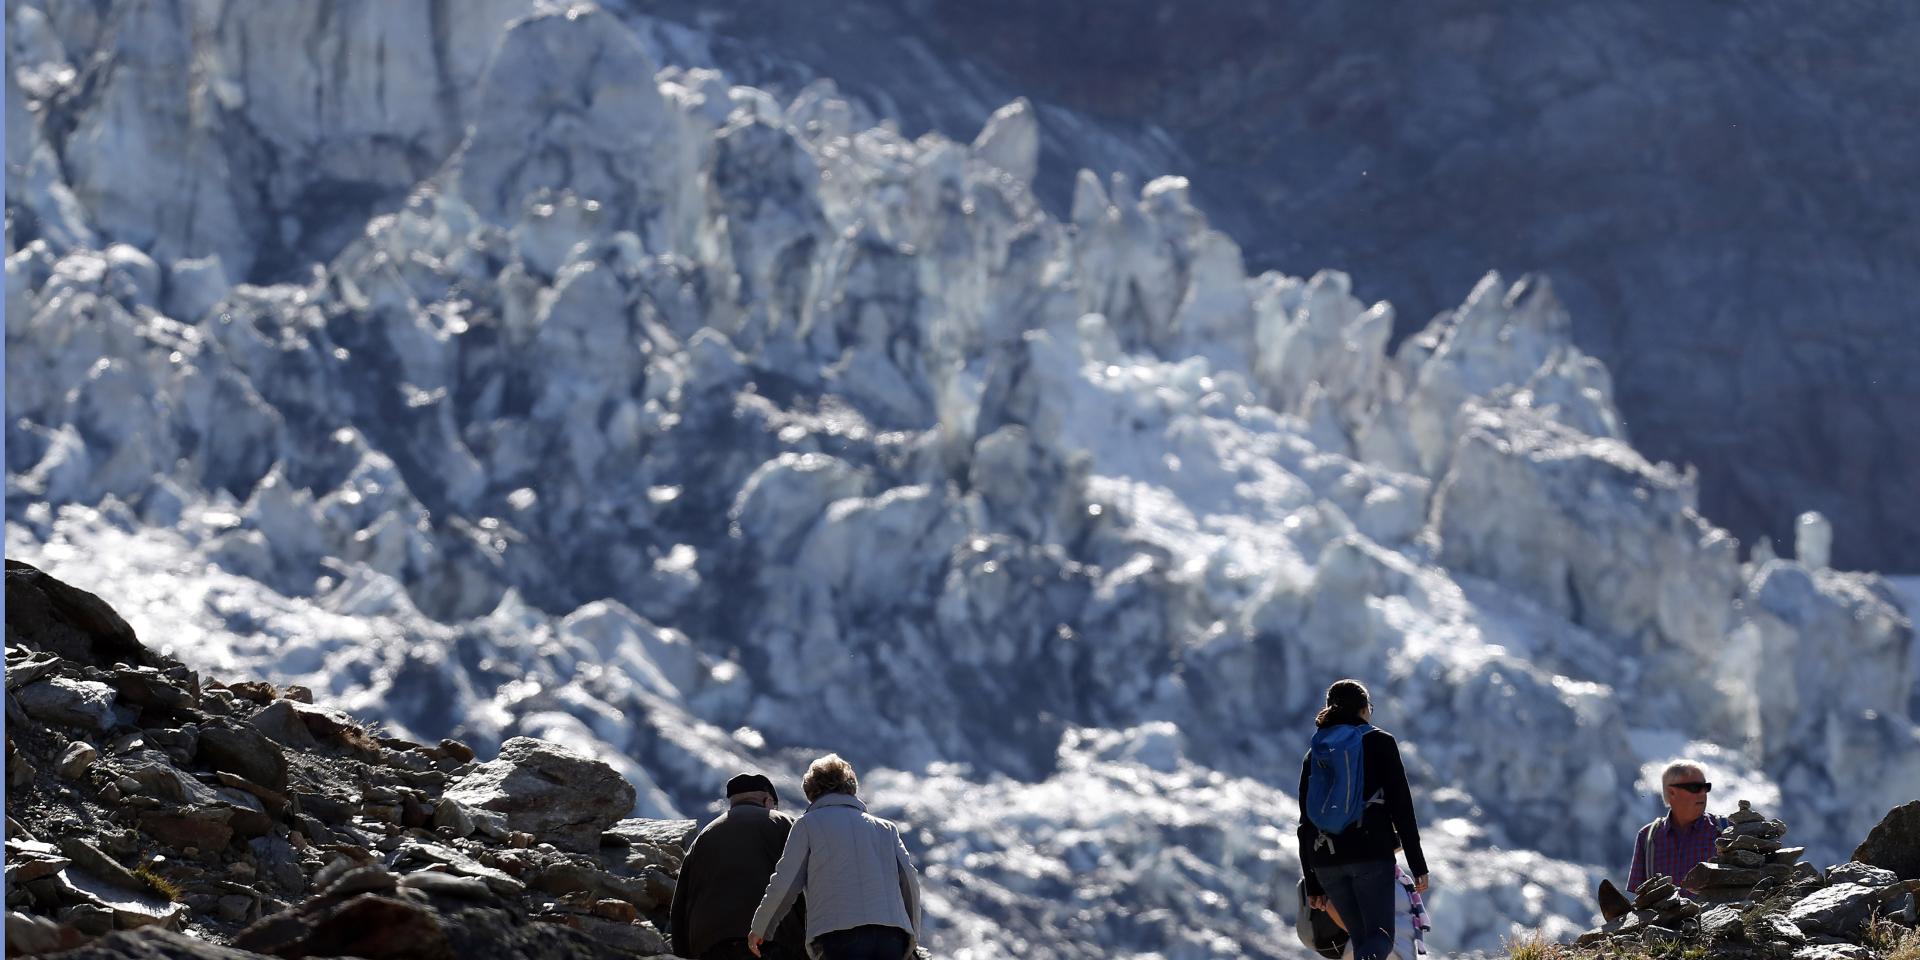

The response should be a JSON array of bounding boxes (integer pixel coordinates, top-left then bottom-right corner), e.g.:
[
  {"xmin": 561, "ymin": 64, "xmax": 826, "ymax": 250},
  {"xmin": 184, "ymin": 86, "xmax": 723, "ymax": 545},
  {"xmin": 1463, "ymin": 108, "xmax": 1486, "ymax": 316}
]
[
  {"xmin": 1681, "ymin": 800, "xmax": 1814, "ymax": 903},
  {"xmin": 1632, "ymin": 874, "xmax": 1701, "ymax": 932}
]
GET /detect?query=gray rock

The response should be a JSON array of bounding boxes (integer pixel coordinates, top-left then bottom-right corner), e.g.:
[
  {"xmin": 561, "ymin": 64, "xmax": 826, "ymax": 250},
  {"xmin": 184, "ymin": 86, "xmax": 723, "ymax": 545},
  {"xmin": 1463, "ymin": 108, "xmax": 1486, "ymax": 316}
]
[
  {"xmin": 1854, "ymin": 800, "xmax": 1920, "ymax": 882},
  {"xmin": 319, "ymin": 864, "xmax": 398, "ymax": 898},
  {"xmin": 397, "ymin": 871, "xmax": 495, "ymax": 900},
  {"xmin": 55, "ymin": 837, "xmax": 143, "ymax": 892},
  {"xmin": 5, "ymin": 652, "xmax": 62, "ymax": 690},
  {"xmin": 52, "ymin": 866, "xmax": 189, "ymax": 931},
  {"xmin": 1753, "ymin": 911, "xmax": 1807, "ymax": 946},
  {"xmin": 6, "ymin": 838, "xmax": 71, "ymax": 885},
  {"xmin": 106, "ymin": 670, "xmax": 195, "ymax": 716},
  {"xmin": 239, "ymin": 700, "xmax": 318, "ymax": 751},
  {"xmin": 119, "ymin": 754, "xmax": 224, "ymax": 806},
  {"xmin": 5, "ymin": 909, "xmax": 73, "ymax": 955},
  {"xmin": 137, "ymin": 806, "xmax": 234, "ymax": 852},
  {"xmin": 602, "ymin": 818, "xmax": 697, "ymax": 853},
  {"xmin": 194, "ymin": 722, "xmax": 287, "ymax": 792},
  {"xmin": 529, "ymin": 860, "xmax": 661, "ymax": 911},
  {"xmin": 1698, "ymin": 905, "xmax": 1744, "ymax": 941},
  {"xmin": 4, "ymin": 561, "xmax": 152, "ymax": 668},
  {"xmin": 1785, "ymin": 882, "xmax": 1889, "ymax": 937},
  {"xmin": 1634, "ymin": 877, "xmax": 1678, "ymax": 909},
  {"xmin": 1720, "ymin": 834, "xmax": 1785, "ymax": 854},
  {"xmin": 16, "ymin": 677, "xmax": 118, "ymax": 732},
  {"xmin": 1790, "ymin": 945, "xmax": 1872, "ymax": 960},
  {"xmin": 442, "ymin": 737, "xmax": 634, "ymax": 854},
  {"xmin": 1823, "ymin": 862, "xmax": 1899, "ymax": 888},
  {"xmin": 430, "ymin": 797, "xmax": 475, "ymax": 839},
  {"xmin": 214, "ymin": 894, "xmax": 252, "ymax": 924},
  {"xmin": 387, "ymin": 842, "xmax": 525, "ymax": 897},
  {"xmin": 144, "ymin": 727, "xmax": 198, "ymax": 765},
  {"xmin": 1731, "ymin": 819, "xmax": 1789, "ymax": 841},
  {"xmin": 58, "ymin": 741, "xmax": 98, "ymax": 779},
  {"xmin": 1685, "ymin": 861, "xmax": 1794, "ymax": 891}
]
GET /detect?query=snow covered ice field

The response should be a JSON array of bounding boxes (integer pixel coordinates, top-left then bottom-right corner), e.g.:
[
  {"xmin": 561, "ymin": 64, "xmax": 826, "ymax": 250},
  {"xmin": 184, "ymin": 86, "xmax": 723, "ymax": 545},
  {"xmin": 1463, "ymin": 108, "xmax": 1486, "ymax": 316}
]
[{"xmin": 6, "ymin": 3, "xmax": 1918, "ymax": 957}]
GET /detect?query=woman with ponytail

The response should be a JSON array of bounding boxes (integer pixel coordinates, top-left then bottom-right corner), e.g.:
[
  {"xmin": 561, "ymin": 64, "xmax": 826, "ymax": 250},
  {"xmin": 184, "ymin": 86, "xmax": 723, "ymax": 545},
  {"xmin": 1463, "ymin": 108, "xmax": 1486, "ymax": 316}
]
[{"xmin": 1298, "ymin": 680, "xmax": 1430, "ymax": 960}]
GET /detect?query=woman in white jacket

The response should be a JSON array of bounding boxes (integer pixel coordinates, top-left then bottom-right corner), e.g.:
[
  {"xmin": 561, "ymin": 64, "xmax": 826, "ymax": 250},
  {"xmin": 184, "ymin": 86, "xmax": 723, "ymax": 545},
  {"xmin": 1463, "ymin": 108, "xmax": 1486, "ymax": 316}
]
[{"xmin": 748, "ymin": 755, "xmax": 923, "ymax": 960}]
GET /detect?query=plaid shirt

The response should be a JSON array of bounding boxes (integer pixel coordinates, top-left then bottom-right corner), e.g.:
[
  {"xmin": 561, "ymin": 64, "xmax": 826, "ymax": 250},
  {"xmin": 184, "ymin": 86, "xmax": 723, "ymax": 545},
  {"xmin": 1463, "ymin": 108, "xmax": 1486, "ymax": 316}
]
[{"xmin": 1628, "ymin": 813, "xmax": 1725, "ymax": 894}]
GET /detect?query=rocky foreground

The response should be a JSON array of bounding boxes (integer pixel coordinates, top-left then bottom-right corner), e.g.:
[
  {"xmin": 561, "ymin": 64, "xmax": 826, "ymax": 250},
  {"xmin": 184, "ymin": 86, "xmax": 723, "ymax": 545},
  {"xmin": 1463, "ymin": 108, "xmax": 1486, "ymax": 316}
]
[
  {"xmin": 8, "ymin": 562, "xmax": 1920, "ymax": 960},
  {"xmin": 1570, "ymin": 800, "xmax": 1920, "ymax": 960},
  {"xmin": 5, "ymin": 559, "xmax": 689, "ymax": 958}
]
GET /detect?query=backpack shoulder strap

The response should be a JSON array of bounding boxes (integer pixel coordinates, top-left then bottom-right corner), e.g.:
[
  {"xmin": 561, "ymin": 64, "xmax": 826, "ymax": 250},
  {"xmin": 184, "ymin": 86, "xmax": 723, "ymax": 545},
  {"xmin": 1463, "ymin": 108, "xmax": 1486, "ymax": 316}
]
[{"xmin": 1642, "ymin": 816, "xmax": 1665, "ymax": 880}]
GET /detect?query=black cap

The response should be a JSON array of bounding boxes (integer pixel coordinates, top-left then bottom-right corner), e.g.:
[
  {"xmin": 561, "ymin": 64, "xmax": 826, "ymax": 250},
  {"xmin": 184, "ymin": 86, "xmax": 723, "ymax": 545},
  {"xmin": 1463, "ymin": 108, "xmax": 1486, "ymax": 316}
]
[{"xmin": 724, "ymin": 772, "xmax": 778, "ymax": 804}]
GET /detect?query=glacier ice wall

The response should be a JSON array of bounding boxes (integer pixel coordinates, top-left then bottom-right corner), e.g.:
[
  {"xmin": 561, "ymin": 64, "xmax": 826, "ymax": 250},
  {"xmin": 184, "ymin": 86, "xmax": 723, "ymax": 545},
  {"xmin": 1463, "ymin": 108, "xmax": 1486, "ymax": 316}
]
[{"xmin": 6, "ymin": 3, "xmax": 1917, "ymax": 956}]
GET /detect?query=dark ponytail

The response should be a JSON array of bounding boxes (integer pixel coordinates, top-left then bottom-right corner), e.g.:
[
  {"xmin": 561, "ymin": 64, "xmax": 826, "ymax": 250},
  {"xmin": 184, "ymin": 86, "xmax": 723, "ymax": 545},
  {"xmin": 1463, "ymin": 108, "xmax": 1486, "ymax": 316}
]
[{"xmin": 1315, "ymin": 678, "xmax": 1371, "ymax": 728}]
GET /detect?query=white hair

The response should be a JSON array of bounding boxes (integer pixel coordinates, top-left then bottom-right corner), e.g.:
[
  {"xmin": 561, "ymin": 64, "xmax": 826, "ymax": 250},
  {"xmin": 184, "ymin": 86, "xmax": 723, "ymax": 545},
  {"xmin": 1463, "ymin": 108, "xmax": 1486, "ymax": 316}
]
[{"xmin": 1659, "ymin": 760, "xmax": 1706, "ymax": 789}]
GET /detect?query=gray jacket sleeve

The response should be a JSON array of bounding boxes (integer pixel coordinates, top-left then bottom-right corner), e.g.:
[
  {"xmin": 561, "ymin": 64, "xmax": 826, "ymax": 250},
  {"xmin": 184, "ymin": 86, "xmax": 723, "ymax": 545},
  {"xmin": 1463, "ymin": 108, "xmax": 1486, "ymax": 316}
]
[
  {"xmin": 894, "ymin": 824, "xmax": 923, "ymax": 941},
  {"xmin": 752, "ymin": 814, "xmax": 812, "ymax": 940}
]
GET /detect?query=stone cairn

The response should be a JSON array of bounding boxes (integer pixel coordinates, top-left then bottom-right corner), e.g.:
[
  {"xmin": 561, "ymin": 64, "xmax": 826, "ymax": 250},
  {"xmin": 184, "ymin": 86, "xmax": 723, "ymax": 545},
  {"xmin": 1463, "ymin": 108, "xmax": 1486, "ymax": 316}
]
[
  {"xmin": 1682, "ymin": 800, "xmax": 1816, "ymax": 903},
  {"xmin": 1579, "ymin": 800, "xmax": 1812, "ymax": 945}
]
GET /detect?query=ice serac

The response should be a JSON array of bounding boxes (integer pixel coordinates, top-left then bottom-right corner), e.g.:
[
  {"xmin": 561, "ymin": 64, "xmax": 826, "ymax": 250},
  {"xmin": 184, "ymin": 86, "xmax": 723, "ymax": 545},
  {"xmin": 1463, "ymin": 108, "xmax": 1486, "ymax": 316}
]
[
  {"xmin": 7, "ymin": 3, "xmax": 1919, "ymax": 956},
  {"xmin": 1434, "ymin": 404, "xmax": 1739, "ymax": 664}
]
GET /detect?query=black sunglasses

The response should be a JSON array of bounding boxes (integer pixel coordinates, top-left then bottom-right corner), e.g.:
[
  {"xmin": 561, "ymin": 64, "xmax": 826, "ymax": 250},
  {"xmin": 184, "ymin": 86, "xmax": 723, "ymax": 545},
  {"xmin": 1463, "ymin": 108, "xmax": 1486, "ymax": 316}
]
[{"xmin": 1667, "ymin": 781, "xmax": 1712, "ymax": 794}]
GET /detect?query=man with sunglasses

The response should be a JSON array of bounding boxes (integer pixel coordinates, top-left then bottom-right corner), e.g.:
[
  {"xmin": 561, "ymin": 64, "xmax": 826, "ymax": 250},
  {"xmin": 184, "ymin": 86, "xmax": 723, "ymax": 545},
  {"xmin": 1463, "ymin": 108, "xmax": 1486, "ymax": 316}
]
[{"xmin": 1625, "ymin": 762, "xmax": 1725, "ymax": 895}]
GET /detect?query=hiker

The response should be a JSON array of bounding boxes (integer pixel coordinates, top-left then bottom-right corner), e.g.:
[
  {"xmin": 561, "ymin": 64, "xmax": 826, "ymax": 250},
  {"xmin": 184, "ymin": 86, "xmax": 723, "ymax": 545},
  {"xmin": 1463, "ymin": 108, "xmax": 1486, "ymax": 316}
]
[
  {"xmin": 1298, "ymin": 679, "xmax": 1431, "ymax": 960},
  {"xmin": 670, "ymin": 773, "xmax": 809, "ymax": 960},
  {"xmin": 748, "ymin": 754, "xmax": 923, "ymax": 960},
  {"xmin": 1626, "ymin": 761, "xmax": 1724, "ymax": 893}
]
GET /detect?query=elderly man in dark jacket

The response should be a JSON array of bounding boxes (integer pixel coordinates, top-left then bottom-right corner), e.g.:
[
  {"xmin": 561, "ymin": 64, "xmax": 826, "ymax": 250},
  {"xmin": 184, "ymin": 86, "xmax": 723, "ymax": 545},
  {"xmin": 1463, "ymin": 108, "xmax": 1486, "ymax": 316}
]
[{"xmin": 671, "ymin": 773, "xmax": 807, "ymax": 960}]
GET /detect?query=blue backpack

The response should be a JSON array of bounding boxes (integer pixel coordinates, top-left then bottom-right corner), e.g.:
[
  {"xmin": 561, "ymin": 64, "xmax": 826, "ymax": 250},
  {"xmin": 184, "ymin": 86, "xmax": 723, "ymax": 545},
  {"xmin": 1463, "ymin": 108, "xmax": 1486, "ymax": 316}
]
[{"xmin": 1306, "ymin": 723, "xmax": 1373, "ymax": 835}]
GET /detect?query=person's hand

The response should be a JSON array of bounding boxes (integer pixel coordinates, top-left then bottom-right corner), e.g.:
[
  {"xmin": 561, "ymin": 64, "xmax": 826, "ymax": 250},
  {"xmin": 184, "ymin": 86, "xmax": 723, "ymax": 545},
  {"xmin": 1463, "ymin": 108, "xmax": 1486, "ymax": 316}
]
[
  {"xmin": 1413, "ymin": 874, "xmax": 1430, "ymax": 894},
  {"xmin": 748, "ymin": 933, "xmax": 764, "ymax": 957},
  {"xmin": 1308, "ymin": 894, "xmax": 1330, "ymax": 911}
]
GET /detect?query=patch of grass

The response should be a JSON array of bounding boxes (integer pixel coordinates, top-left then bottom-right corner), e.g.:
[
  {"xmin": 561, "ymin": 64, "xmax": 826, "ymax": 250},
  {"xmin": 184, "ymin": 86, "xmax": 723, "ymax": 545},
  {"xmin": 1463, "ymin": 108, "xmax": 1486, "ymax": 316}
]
[
  {"xmin": 1516, "ymin": 932, "xmax": 1713, "ymax": 960},
  {"xmin": 1865, "ymin": 915, "xmax": 1920, "ymax": 960},
  {"xmin": 132, "ymin": 861, "xmax": 183, "ymax": 902},
  {"xmin": 1506, "ymin": 930, "xmax": 1573, "ymax": 960}
]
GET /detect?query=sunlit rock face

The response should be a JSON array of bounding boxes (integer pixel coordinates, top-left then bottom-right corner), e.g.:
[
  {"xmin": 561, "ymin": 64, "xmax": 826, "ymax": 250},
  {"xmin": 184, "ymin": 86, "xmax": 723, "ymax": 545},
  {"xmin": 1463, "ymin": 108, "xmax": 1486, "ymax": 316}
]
[{"xmin": 7, "ymin": 3, "xmax": 1916, "ymax": 956}]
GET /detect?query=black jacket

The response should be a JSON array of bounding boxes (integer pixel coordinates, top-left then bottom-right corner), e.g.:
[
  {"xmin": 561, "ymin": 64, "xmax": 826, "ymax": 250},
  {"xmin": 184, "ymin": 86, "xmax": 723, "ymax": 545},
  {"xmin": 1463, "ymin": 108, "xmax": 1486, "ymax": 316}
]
[
  {"xmin": 670, "ymin": 803, "xmax": 807, "ymax": 957},
  {"xmin": 1297, "ymin": 723, "xmax": 1427, "ymax": 896}
]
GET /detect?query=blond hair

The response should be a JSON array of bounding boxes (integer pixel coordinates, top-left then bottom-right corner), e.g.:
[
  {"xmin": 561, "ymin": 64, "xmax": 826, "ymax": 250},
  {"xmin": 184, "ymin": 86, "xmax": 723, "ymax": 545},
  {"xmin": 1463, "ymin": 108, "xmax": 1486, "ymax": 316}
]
[{"xmin": 803, "ymin": 754, "xmax": 859, "ymax": 802}]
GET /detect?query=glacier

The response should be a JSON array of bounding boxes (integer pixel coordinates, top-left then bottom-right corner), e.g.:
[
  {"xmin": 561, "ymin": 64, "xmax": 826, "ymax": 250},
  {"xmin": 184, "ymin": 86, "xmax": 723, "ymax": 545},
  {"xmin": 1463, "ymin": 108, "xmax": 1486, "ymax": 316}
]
[{"xmin": 6, "ymin": 3, "xmax": 1917, "ymax": 957}]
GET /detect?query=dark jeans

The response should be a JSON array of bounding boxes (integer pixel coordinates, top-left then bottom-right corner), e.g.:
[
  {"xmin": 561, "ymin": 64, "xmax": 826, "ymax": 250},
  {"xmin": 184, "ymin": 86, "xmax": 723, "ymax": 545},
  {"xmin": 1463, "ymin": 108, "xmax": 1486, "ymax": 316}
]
[
  {"xmin": 812, "ymin": 924, "xmax": 912, "ymax": 960},
  {"xmin": 1316, "ymin": 860, "xmax": 1397, "ymax": 960},
  {"xmin": 702, "ymin": 939, "xmax": 800, "ymax": 960}
]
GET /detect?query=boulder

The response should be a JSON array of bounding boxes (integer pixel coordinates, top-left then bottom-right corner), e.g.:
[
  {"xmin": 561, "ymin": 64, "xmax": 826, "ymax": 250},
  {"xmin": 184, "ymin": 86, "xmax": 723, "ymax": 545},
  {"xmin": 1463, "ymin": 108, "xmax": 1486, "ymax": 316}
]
[
  {"xmin": 138, "ymin": 807, "xmax": 234, "ymax": 852},
  {"xmin": 14, "ymin": 926, "xmax": 247, "ymax": 958},
  {"xmin": 1823, "ymin": 862, "xmax": 1899, "ymax": 888},
  {"xmin": 1791, "ymin": 945, "xmax": 1872, "ymax": 960},
  {"xmin": 233, "ymin": 892, "xmax": 452, "ymax": 960},
  {"xmin": 58, "ymin": 742, "xmax": 99, "ymax": 779},
  {"xmin": 194, "ymin": 722, "xmax": 287, "ymax": 792},
  {"xmin": 17, "ymin": 678, "xmax": 118, "ymax": 732},
  {"xmin": 106, "ymin": 671, "xmax": 196, "ymax": 717},
  {"xmin": 431, "ymin": 798, "xmax": 475, "ymax": 839},
  {"xmin": 442, "ymin": 738, "xmax": 633, "ymax": 853},
  {"xmin": 4, "ymin": 561, "xmax": 153, "ymax": 668},
  {"xmin": 246, "ymin": 700, "xmax": 319, "ymax": 751},
  {"xmin": 1784, "ymin": 882, "xmax": 1897, "ymax": 938},
  {"xmin": 1853, "ymin": 800, "xmax": 1920, "ymax": 881}
]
